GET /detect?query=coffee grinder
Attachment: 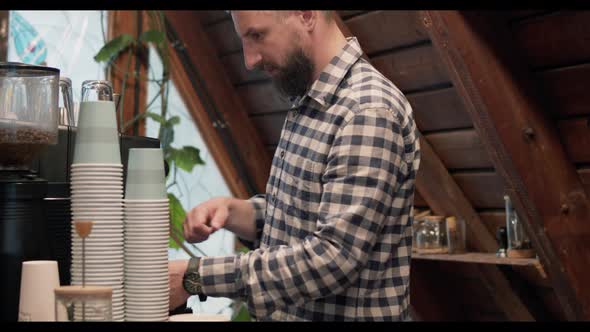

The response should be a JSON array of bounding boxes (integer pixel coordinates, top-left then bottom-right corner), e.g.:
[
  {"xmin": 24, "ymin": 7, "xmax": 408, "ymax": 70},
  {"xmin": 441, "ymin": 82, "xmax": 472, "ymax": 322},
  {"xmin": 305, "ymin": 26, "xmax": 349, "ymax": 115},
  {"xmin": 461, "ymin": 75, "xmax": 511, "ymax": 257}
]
[{"xmin": 0, "ymin": 62, "xmax": 60, "ymax": 321}]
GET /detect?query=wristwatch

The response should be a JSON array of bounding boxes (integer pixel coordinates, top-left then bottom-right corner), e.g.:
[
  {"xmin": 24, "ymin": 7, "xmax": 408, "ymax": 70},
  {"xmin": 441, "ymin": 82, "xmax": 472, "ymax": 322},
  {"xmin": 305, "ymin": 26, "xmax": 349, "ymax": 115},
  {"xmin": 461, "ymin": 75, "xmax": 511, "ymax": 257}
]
[{"xmin": 182, "ymin": 257, "xmax": 207, "ymax": 302}]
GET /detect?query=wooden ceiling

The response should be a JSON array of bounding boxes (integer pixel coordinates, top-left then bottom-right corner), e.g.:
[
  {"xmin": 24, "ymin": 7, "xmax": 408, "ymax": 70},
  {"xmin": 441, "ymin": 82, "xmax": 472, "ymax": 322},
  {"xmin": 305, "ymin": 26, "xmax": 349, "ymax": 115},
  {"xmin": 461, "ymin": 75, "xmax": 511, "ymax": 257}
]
[{"xmin": 163, "ymin": 10, "xmax": 590, "ymax": 321}]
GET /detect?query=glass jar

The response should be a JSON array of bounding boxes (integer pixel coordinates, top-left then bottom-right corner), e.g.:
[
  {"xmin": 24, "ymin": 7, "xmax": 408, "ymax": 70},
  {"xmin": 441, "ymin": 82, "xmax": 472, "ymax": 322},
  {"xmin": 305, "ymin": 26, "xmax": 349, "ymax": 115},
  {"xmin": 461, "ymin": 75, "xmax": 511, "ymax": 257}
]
[
  {"xmin": 504, "ymin": 195, "xmax": 534, "ymax": 258},
  {"xmin": 54, "ymin": 285, "xmax": 112, "ymax": 322},
  {"xmin": 414, "ymin": 216, "xmax": 447, "ymax": 254},
  {"xmin": 445, "ymin": 216, "xmax": 466, "ymax": 254}
]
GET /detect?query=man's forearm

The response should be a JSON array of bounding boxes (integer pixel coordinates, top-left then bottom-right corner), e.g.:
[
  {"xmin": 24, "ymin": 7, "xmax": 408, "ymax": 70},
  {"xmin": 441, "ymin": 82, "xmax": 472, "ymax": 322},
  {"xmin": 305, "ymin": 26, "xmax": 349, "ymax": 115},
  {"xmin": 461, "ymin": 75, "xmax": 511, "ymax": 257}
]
[{"xmin": 224, "ymin": 198, "xmax": 257, "ymax": 242}]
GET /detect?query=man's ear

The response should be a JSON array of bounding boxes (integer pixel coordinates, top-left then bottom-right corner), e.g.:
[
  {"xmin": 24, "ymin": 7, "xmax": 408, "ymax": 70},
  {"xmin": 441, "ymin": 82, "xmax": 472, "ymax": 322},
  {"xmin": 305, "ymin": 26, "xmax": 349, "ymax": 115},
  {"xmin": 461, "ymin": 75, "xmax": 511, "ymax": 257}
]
[{"xmin": 297, "ymin": 11, "xmax": 317, "ymax": 32}]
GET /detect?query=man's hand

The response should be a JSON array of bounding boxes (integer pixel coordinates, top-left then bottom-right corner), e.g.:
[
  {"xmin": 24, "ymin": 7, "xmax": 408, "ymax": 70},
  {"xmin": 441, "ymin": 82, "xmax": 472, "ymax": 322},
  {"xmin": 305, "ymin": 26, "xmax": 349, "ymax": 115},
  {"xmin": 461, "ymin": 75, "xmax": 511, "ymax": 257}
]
[
  {"xmin": 184, "ymin": 197, "xmax": 232, "ymax": 243},
  {"xmin": 169, "ymin": 259, "xmax": 191, "ymax": 311}
]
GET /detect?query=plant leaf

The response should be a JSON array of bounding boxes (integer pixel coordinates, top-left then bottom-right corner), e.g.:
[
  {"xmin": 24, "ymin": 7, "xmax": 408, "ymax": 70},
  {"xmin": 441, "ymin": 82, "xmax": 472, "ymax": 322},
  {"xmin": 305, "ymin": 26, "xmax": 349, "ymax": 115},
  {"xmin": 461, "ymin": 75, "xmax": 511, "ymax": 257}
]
[
  {"xmin": 139, "ymin": 29, "xmax": 166, "ymax": 46},
  {"xmin": 168, "ymin": 193, "xmax": 186, "ymax": 249},
  {"xmin": 231, "ymin": 302, "xmax": 252, "ymax": 322},
  {"xmin": 94, "ymin": 34, "xmax": 135, "ymax": 63},
  {"xmin": 169, "ymin": 146, "xmax": 204, "ymax": 173},
  {"xmin": 165, "ymin": 115, "xmax": 180, "ymax": 127},
  {"xmin": 145, "ymin": 111, "xmax": 165, "ymax": 124}
]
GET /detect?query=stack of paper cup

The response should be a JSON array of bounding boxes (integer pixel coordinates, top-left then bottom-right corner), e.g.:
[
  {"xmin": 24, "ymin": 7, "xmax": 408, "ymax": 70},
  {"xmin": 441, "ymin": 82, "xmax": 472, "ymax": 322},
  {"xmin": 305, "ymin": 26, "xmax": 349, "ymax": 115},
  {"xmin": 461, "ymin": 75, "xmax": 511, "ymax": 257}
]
[
  {"xmin": 123, "ymin": 148, "xmax": 170, "ymax": 322},
  {"xmin": 70, "ymin": 100, "xmax": 125, "ymax": 321}
]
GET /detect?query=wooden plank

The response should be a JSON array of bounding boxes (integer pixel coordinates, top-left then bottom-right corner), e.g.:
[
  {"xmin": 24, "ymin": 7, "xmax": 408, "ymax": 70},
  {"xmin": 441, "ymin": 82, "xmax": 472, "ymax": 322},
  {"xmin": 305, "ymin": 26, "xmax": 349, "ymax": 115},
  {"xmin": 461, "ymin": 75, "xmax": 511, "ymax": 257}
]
[
  {"xmin": 453, "ymin": 172, "xmax": 506, "ymax": 209},
  {"xmin": 107, "ymin": 11, "xmax": 148, "ymax": 137},
  {"xmin": 250, "ymin": 112, "xmax": 287, "ymax": 146},
  {"xmin": 423, "ymin": 10, "xmax": 590, "ymax": 319},
  {"xmin": 579, "ymin": 168, "xmax": 590, "ymax": 194},
  {"xmin": 424, "ymin": 129, "xmax": 493, "ymax": 170},
  {"xmin": 541, "ymin": 287, "xmax": 569, "ymax": 320},
  {"xmin": 167, "ymin": 42, "xmax": 250, "ymax": 199},
  {"xmin": 505, "ymin": 11, "xmax": 553, "ymax": 23},
  {"xmin": 371, "ymin": 44, "xmax": 450, "ymax": 92},
  {"xmin": 410, "ymin": 260, "xmax": 466, "ymax": 320},
  {"xmin": 537, "ymin": 64, "xmax": 590, "ymax": 118},
  {"xmin": 413, "ymin": 190, "xmax": 428, "ymax": 208},
  {"xmin": 204, "ymin": 18, "xmax": 241, "ymax": 56},
  {"xmin": 412, "ymin": 252, "xmax": 540, "ymax": 267},
  {"xmin": 407, "ymin": 87, "xmax": 473, "ymax": 132},
  {"xmin": 512, "ymin": 265, "xmax": 552, "ymax": 288},
  {"xmin": 479, "ymin": 210, "xmax": 506, "ymax": 238},
  {"xmin": 196, "ymin": 10, "xmax": 229, "ymax": 26},
  {"xmin": 346, "ymin": 11, "xmax": 428, "ymax": 56},
  {"xmin": 222, "ymin": 52, "xmax": 270, "ymax": 85},
  {"xmin": 0, "ymin": 11, "xmax": 7, "ymax": 62},
  {"xmin": 476, "ymin": 264, "xmax": 534, "ymax": 321},
  {"xmin": 513, "ymin": 11, "xmax": 590, "ymax": 69},
  {"xmin": 237, "ymin": 82, "xmax": 293, "ymax": 114},
  {"xmin": 165, "ymin": 11, "xmax": 272, "ymax": 197},
  {"xmin": 558, "ymin": 118, "xmax": 590, "ymax": 164},
  {"xmin": 337, "ymin": 10, "xmax": 367, "ymax": 20},
  {"xmin": 451, "ymin": 277, "xmax": 509, "ymax": 319}
]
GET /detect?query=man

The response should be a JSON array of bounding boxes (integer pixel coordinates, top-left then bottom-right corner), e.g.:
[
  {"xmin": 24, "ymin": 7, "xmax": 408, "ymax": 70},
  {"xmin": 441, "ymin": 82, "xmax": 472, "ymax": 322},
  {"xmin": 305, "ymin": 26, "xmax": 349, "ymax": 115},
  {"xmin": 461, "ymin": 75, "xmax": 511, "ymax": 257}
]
[{"xmin": 169, "ymin": 10, "xmax": 421, "ymax": 321}]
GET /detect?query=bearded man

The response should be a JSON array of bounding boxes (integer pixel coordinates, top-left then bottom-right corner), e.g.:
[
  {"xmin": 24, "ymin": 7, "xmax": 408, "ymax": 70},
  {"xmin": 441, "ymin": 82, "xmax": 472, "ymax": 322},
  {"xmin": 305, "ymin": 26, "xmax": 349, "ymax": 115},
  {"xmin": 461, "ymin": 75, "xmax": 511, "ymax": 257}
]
[{"xmin": 169, "ymin": 10, "xmax": 421, "ymax": 321}]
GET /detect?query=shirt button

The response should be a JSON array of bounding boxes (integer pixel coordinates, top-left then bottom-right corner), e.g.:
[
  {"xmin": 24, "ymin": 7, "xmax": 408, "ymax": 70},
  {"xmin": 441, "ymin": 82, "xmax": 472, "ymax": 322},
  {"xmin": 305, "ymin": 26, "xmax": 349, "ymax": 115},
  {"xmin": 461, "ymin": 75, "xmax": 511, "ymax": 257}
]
[{"xmin": 280, "ymin": 150, "xmax": 285, "ymax": 158}]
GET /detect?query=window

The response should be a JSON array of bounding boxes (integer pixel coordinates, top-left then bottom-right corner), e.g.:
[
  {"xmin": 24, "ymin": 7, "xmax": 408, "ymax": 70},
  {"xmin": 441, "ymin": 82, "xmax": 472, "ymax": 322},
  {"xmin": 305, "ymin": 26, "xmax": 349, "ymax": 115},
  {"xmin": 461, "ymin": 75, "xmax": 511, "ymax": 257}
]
[
  {"xmin": 146, "ymin": 45, "xmax": 235, "ymax": 316},
  {"xmin": 7, "ymin": 11, "xmax": 107, "ymax": 103}
]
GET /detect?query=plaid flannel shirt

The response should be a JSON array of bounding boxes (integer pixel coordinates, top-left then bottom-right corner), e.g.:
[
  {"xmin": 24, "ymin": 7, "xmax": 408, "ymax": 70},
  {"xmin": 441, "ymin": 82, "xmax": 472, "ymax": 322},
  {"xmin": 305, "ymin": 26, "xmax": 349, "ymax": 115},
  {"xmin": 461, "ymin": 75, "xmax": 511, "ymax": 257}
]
[{"xmin": 199, "ymin": 37, "xmax": 420, "ymax": 321}]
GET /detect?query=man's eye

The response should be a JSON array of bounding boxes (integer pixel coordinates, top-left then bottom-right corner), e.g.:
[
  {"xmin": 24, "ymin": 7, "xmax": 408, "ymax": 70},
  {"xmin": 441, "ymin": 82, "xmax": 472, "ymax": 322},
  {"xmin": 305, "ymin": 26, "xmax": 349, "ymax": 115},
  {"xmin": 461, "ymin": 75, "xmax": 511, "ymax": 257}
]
[{"xmin": 252, "ymin": 32, "xmax": 263, "ymax": 41}]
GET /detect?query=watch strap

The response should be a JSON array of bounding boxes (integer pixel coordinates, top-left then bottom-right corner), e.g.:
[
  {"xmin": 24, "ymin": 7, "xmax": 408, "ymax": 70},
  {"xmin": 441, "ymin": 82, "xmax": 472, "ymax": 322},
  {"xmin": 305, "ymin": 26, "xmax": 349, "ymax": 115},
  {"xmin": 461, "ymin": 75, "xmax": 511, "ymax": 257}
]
[{"xmin": 185, "ymin": 257, "xmax": 207, "ymax": 302}]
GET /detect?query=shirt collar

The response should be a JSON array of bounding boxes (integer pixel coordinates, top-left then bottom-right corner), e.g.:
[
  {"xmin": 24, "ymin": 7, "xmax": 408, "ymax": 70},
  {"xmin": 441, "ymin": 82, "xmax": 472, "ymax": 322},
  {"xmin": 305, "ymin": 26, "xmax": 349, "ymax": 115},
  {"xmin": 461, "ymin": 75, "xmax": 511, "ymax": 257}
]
[{"xmin": 294, "ymin": 37, "xmax": 363, "ymax": 108}]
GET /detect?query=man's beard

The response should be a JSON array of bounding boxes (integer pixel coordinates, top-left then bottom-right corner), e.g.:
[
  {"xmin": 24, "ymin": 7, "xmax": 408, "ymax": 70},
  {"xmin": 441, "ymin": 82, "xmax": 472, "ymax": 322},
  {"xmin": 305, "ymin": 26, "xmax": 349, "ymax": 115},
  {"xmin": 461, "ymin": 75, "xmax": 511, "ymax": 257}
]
[{"xmin": 261, "ymin": 47, "xmax": 315, "ymax": 99}]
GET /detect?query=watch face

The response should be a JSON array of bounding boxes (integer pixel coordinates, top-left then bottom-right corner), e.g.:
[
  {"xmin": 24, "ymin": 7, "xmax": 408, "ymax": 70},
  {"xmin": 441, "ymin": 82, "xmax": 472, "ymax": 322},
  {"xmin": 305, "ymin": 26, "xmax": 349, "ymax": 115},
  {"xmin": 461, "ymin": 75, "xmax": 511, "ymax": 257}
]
[{"xmin": 183, "ymin": 272, "xmax": 202, "ymax": 295}]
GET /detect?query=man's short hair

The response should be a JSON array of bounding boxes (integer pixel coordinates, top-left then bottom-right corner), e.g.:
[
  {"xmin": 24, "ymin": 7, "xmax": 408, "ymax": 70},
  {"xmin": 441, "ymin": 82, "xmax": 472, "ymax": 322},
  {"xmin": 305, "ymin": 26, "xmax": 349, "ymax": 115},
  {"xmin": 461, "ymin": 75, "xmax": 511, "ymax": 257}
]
[{"xmin": 227, "ymin": 10, "xmax": 333, "ymax": 22}]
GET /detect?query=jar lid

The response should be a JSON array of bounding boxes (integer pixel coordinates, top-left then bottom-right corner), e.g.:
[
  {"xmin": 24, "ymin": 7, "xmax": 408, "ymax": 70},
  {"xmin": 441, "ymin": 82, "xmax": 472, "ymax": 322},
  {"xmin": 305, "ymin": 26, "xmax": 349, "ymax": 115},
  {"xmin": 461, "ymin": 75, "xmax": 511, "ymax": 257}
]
[
  {"xmin": 54, "ymin": 285, "xmax": 112, "ymax": 298},
  {"xmin": 424, "ymin": 215, "xmax": 444, "ymax": 222},
  {"xmin": 0, "ymin": 62, "xmax": 59, "ymax": 76}
]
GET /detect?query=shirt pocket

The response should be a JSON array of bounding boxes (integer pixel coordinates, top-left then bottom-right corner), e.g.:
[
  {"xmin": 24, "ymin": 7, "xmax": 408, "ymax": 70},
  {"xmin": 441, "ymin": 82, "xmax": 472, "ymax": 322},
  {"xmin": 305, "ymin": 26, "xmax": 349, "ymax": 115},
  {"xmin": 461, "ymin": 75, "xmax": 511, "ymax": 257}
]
[{"xmin": 282, "ymin": 159, "xmax": 322, "ymax": 224}]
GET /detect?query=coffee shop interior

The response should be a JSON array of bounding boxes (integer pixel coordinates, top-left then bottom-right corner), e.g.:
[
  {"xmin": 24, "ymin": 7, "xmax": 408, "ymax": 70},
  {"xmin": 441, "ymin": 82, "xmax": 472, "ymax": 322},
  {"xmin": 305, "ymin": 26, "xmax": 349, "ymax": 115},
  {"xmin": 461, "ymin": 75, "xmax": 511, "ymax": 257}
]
[{"xmin": 1, "ymin": 10, "xmax": 590, "ymax": 322}]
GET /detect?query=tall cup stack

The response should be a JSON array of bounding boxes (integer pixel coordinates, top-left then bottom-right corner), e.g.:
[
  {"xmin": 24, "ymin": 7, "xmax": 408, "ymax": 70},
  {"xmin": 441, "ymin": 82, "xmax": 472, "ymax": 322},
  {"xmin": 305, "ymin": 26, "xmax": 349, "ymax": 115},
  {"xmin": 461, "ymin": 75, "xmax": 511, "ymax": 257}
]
[
  {"xmin": 69, "ymin": 81, "xmax": 125, "ymax": 321},
  {"xmin": 123, "ymin": 148, "xmax": 170, "ymax": 322}
]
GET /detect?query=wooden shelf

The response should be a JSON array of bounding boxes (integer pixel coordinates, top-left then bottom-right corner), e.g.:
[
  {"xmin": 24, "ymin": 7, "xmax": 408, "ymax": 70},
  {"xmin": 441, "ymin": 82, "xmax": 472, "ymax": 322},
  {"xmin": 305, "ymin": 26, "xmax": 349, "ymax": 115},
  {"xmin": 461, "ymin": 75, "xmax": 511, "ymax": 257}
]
[{"xmin": 412, "ymin": 251, "xmax": 539, "ymax": 267}]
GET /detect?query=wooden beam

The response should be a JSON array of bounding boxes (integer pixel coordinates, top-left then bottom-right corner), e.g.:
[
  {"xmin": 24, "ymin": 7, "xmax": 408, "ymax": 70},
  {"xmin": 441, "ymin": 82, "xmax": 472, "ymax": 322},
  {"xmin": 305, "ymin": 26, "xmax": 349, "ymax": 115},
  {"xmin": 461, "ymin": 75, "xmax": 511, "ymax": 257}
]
[
  {"xmin": 164, "ymin": 11, "xmax": 271, "ymax": 198},
  {"xmin": 336, "ymin": 12, "xmax": 534, "ymax": 321},
  {"xmin": 107, "ymin": 10, "xmax": 148, "ymax": 137},
  {"xmin": 0, "ymin": 11, "xmax": 8, "ymax": 62},
  {"xmin": 421, "ymin": 10, "xmax": 590, "ymax": 320}
]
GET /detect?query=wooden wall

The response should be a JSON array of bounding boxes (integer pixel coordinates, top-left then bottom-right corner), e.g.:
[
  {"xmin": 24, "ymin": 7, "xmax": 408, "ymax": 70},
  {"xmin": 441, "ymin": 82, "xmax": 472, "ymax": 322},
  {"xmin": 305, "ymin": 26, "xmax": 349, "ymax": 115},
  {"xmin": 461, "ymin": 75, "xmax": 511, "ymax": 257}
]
[
  {"xmin": 507, "ymin": 11, "xmax": 590, "ymax": 197},
  {"xmin": 190, "ymin": 10, "xmax": 576, "ymax": 320}
]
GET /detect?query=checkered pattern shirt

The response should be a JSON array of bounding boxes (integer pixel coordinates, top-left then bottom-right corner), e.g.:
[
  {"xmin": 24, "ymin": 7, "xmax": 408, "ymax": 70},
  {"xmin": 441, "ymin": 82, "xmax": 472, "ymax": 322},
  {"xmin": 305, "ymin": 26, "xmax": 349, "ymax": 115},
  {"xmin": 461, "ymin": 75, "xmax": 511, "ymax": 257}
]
[{"xmin": 199, "ymin": 37, "xmax": 420, "ymax": 321}]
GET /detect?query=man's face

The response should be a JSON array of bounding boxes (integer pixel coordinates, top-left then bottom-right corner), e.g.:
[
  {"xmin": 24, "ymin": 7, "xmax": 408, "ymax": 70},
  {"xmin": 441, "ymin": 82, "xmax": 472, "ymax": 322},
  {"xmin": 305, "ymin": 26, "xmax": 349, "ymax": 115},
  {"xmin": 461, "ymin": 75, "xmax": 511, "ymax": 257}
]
[{"xmin": 231, "ymin": 11, "xmax": 315, "ymax": 98}]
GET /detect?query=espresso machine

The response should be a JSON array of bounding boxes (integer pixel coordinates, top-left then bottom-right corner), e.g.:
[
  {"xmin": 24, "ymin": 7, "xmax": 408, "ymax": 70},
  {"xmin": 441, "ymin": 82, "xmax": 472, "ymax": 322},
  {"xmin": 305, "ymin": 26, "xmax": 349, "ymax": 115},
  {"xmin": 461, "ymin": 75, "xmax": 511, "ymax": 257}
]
[{"xmin": 0, "ymin": 62, "xmax": 160, "ymax": 321}]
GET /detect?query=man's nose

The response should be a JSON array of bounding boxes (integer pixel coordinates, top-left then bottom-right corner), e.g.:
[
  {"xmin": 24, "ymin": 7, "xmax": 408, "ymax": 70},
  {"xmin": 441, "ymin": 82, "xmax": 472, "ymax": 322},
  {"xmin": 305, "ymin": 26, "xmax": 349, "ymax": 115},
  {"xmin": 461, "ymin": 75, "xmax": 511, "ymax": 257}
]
[{"xmin": 243, "ymin": 46, "xmax": 262, "ymax": 71}]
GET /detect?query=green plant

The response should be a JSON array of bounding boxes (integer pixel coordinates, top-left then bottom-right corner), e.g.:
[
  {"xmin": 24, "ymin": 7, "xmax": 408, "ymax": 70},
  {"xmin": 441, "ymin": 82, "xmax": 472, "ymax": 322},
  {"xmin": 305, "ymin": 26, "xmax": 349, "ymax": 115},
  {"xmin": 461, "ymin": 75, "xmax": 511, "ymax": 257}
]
[{"xmin": 94, "ymin": 11, "xmax": 204, "ymax": 253}]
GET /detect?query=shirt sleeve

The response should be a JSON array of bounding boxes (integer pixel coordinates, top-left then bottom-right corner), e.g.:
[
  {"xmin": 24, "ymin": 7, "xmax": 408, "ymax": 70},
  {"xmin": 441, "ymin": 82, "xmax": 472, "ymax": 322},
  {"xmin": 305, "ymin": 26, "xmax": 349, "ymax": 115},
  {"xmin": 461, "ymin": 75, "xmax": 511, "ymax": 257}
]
[
  {"xmin": 236, "ymin": 194, "xmax": 267, "ymax": 250},
  {"xmin": 199, "ymin": 108, "xmax": 407, "ymax": 319}
]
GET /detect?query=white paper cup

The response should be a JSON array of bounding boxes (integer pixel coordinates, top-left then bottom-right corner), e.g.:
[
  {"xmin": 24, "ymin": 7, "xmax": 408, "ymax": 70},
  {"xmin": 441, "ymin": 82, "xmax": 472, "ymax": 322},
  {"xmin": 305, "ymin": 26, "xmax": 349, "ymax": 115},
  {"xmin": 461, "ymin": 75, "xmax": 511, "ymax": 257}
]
[
  {"xmin": 124, "ymin": 260, "xmax": 169, "ymax": 267},
  {"xmin": 125, "ymin": 284, "xmax": 169, "ymax": 291},
  {"xmin": 71, "ymin": 163, "xmax": 123, "ymax": 169},
  {"xmin": 70, "ymin": 197, "xmax": 124, "ymax": 203},
  {"xmin": 124, "ymin": 199, "xmax": 170, "ymax": 205},
  {"xmin": 169, "ymin": 313, "xmax": 230, "ymax": 322},
  {"xmin": 124, "ymin": 205, "xmax": 169, "ymax": 211},
  {"xmin": 125, "ymin": 148, "xmax": 167, "ymax": 200},
  {"xmin": 18, "ymin": 261, "xmax": 60, "ymax": 321},
  {"xmin": 73, "ymin": 101, "xmax": 121, "ymax": 164}
]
